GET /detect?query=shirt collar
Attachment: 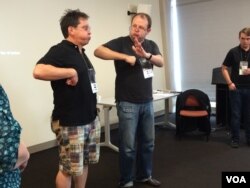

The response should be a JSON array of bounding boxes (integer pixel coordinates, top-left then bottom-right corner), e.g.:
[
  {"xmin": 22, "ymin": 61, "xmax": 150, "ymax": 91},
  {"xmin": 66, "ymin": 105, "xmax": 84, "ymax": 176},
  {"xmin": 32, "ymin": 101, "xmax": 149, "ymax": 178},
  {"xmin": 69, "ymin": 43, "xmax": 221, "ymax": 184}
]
[{"xmin": 62, "ymin": 40, "xmax": 85, "ymax": 52}]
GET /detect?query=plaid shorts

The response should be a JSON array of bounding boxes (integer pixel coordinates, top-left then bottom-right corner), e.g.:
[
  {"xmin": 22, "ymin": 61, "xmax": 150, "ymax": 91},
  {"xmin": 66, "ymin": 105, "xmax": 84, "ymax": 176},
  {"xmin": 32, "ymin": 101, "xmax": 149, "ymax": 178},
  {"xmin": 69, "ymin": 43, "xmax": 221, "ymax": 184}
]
[{"xmin": 51, "ymin": 117, "xmax": 100, "ymax": 176}]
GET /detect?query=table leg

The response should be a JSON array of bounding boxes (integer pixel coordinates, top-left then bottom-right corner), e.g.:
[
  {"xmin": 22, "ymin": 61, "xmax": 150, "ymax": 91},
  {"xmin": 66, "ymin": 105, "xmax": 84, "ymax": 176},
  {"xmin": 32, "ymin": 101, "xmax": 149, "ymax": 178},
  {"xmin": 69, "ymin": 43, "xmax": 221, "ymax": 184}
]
[
  {"xmin": 155, "ymin": 98, "xmax": 176, "ymax": 129},
  {"xmin": 100, "ymin": 106, "xmax": 119, "ymax": 152}
]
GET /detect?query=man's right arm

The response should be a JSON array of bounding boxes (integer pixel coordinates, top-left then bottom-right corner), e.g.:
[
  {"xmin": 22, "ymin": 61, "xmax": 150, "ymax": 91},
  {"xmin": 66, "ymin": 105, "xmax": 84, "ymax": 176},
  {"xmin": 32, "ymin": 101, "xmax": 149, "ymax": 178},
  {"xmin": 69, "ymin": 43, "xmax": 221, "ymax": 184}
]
[
  {"xmin": 33, "ymin": 64, "xmax": 78, "ymax": 86},
  {"xmin": 94, "ymin": 45, "xmax": 136, "ymax": 66},
  {"xmin": 221, "ymin": 65, "xmax": 236, "ymax": 90}
]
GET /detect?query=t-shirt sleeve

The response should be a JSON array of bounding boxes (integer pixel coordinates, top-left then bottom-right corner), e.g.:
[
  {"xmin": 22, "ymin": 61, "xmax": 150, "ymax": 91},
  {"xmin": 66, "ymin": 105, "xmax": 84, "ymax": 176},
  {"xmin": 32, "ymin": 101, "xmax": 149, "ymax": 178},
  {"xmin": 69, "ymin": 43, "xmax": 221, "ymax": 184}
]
[
  {"xmin": 222, "ymin": 49, "xmax": 234, "ymax": 67},
  {"xmin": 103, "ymin": 37, "xmax": 122, "ymax": 52},
  {"xmin": 151, "ymin": 40, "xmax": 161, "ymax": 55},
  {"xmin": 36, "ymin": 45, "xmax": 65, "ymax": 67},
  {"xmin": 143, "ymin": 40, "xmax": 162, "ymax": 56}
]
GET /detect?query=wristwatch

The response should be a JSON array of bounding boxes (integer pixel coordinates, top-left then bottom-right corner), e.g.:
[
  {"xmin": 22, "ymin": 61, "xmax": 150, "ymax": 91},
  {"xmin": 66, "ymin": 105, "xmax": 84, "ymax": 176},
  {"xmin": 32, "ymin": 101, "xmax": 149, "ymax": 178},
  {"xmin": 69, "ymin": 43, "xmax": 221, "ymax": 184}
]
[{"xmin": 146, "ymin": 54, "xmax": 152, "ymax": 61}]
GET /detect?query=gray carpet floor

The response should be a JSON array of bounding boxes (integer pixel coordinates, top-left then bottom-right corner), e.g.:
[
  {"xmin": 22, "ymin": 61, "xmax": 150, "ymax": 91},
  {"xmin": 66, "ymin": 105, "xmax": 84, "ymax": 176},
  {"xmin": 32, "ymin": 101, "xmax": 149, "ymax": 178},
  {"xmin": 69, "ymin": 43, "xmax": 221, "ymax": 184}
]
[{"xmin": 21, "ymin": 114, "xmax": 250, "ymax": 188}]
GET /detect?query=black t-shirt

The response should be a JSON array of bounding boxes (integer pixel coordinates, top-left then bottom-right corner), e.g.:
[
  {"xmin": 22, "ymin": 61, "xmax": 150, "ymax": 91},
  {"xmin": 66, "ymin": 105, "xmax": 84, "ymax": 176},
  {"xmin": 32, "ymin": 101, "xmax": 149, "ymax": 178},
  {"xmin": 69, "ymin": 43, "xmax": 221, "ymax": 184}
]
[
  {"xmin": 104, "ymin": 36, "xmax": 162, "ymax": 103},
  {"xmin": 223, "ymin": 45, "xmax": 250, "ymax": 87},
  {"xmin": 37, "ymin": 40, "xmax": 97, "ymax": 126}
]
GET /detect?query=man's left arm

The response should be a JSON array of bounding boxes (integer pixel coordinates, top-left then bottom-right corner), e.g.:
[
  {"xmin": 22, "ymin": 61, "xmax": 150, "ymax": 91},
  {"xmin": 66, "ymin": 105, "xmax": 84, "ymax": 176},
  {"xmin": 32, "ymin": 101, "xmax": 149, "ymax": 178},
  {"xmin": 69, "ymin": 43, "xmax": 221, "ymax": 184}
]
[
  {"xmin": 145, "ymin": 53, "xmax": 164, "ymax": 67},
  {"xmin": 132, "ymin": 38, "xmax": 164, "ymax": 67}
]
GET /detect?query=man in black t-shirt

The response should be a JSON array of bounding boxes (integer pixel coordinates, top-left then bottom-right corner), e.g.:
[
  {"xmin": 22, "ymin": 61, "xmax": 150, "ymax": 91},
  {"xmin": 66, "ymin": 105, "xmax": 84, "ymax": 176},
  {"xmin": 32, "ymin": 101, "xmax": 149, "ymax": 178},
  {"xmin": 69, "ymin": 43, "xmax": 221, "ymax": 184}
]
[
  {"xmin": 222, "ymin": 27, "xmax": 250, "ymax": 148},
  {"xmin": 33, "ymin": 9, "xmax": 100, "ymax": 188},
  {"xmin": 95, "ymin": 13, "xmax": 163, "ymax": 188}
]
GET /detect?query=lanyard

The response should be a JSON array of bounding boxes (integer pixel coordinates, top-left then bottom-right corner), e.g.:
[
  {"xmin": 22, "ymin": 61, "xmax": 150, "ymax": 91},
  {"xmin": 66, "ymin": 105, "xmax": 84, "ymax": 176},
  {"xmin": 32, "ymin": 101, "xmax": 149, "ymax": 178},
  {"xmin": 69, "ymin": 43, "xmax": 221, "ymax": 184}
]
[{"xmin": 240, "ymin": 50, "xmax": 250, "ymax": 61}]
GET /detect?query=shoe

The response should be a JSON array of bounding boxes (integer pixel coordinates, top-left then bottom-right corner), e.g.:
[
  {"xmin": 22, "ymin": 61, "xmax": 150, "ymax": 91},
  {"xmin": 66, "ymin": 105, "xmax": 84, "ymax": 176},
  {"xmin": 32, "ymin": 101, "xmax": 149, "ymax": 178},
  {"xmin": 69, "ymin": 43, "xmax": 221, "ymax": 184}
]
[
  {"xmin": 230, "ymin": 140, "xmax": 239, "ymax": 148},
  {"xmin": 119, "ymin": 186, "xmax": 133, "ymax": 188},
  {"xmin": 136, "ymin": 178, "xmax": 161, "ymax": 187},
  {"xmin": 119, "ymin": 181, "xmax": 133, "ymax": 188}
]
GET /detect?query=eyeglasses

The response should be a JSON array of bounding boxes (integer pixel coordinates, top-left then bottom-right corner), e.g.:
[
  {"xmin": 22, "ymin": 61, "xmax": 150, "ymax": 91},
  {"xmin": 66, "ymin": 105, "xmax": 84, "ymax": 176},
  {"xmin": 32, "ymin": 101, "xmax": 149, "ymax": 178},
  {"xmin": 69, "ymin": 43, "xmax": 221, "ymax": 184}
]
[
  {"xmin": 82, "ymin": 25, "xmax": 91, "ymax": 32},
  {"xmin": 130, "ymin": 24, "xmax": 147, "ymax": 32}
]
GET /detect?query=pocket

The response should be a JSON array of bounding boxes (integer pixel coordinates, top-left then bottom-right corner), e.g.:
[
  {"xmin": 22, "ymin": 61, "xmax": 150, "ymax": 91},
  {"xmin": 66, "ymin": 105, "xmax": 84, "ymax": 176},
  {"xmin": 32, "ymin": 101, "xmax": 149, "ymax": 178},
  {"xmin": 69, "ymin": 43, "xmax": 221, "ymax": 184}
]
[{"xmin": 117, "ymin": 102, "xmax": 135, "ymax": 119}]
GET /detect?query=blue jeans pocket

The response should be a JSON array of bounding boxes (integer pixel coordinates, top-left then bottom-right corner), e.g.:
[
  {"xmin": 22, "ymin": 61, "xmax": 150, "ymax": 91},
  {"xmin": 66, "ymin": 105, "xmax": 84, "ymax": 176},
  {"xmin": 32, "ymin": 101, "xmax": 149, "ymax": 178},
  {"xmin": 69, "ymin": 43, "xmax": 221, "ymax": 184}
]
[{"xmin": 117, "ymin": 102, "xmax": 135, "ymax": 119}]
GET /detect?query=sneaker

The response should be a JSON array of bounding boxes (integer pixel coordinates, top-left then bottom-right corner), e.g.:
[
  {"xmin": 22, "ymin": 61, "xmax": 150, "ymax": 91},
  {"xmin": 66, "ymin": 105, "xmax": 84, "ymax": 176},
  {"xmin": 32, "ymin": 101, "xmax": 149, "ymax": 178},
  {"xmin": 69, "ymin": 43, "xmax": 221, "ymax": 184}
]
[
  {"xmin": 135, "ymin": 178, "xmax": 161, "ymax": 187},
  {"xmin": 119, "ymin": 181, "xmax": 133, "ymax": 188},
  {"xmin": 230, "ymin": 140, "xmax": 239, "ymax": 148}
]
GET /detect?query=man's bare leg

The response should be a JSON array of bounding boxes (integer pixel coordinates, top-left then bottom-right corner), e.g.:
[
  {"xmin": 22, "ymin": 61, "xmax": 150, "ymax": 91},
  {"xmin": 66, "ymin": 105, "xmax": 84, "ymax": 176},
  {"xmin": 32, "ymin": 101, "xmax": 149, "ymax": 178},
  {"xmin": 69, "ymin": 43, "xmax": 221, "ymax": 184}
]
[
  {"xmin": 73, "ymin": 166, "xmax": 88, "ymax": 188},
  {"xmin": 56, "ymin": 171, "xmax": 72, "ymax": 188}
]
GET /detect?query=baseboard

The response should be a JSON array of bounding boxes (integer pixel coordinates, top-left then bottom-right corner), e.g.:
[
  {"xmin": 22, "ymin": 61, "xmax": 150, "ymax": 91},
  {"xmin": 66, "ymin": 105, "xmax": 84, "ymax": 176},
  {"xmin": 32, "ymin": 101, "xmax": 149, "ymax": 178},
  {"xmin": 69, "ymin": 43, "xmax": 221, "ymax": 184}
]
[
  {"xmin": 28, "ymin": 140, "xmax": 57, "ymax": 154},
  {"xmin": 28, "ymin": 110, "xmax": 166, "ymax": 154}
]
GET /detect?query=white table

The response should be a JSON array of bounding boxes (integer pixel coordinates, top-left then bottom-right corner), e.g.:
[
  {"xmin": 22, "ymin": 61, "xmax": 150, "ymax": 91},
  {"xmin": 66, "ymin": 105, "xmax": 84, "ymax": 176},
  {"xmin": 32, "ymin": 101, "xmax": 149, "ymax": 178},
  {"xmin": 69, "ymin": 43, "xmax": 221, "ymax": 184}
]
[{"xmin": 98, "ymin": 92, "xmax": 179, "ymax": 152}]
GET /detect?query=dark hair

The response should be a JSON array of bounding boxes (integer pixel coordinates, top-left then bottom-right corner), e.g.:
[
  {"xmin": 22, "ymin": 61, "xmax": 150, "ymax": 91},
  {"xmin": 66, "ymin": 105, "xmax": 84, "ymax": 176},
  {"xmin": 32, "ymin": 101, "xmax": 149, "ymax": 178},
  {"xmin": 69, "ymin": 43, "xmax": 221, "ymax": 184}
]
[
  {"xmin": 239, "ymin": 27, "xmax": 250, "ymax": 38},
  {"xmin": 60, "ymin": 9, "xmax": 89, "ymax": 38},
  {"xmin": 131, "ymin": 13, "xmax": 152, "ymax": 29}
]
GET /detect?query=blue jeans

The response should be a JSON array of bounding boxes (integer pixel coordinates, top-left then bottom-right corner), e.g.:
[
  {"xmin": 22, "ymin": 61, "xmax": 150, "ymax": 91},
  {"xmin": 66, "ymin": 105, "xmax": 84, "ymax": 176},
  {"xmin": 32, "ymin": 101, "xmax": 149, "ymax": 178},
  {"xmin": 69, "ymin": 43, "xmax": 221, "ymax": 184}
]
[
  {"xmin": 229, "ymin": 88, "xmax": 250, "ymax": 141},
  {"xmin": 116, "ymin": 101, "xmax": 155, "ymax": 186}
]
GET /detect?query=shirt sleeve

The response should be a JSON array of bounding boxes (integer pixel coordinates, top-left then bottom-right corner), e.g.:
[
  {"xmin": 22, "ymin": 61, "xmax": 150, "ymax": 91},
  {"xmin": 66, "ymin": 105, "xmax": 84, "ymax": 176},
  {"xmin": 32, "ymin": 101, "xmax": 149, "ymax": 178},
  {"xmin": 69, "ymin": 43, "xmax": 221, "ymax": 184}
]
[
  {"xmin": 222, "ymin": 49, "xmax": 234, "ymax": 67},
  {"xmin": 36, "ymin": 45, "xmax": 65, "ymax": 67},
  {"xmin": 103, "ymin": 37, "xmax": 124, "ymax": 52}
]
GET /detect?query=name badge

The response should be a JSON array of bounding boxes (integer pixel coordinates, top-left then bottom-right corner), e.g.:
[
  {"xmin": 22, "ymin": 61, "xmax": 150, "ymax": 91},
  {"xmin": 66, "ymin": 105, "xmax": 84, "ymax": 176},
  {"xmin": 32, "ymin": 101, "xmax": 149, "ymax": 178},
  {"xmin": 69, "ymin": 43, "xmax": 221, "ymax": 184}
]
[
  {"xmin": 239, "ymin": 61, "xmax": 248, "ymax": 75},
  {"xmin": 88, "ymin": 68, "xmax": 98, "ymax": 93},
  {"xmin": 139, "ymin": 58, "xmax": 154, "ymax": 79}
]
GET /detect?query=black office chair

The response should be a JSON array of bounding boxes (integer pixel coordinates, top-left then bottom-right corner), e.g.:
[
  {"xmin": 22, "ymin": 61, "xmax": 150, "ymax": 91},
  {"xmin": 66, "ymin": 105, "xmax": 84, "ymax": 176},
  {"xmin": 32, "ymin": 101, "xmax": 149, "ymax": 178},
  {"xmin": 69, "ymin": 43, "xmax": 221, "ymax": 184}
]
[{"xmin": 175, "ymin": 89, "xmax": 211, "ymax": 141}]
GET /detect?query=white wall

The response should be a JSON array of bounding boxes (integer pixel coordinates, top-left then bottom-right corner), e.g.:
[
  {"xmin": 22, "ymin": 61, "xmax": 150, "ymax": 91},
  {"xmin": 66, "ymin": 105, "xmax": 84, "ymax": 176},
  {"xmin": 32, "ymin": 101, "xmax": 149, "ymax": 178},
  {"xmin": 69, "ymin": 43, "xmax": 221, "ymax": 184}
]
[{"xmin": 0, "ymin": 0, "xmax": 167, "ymax": 147}]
